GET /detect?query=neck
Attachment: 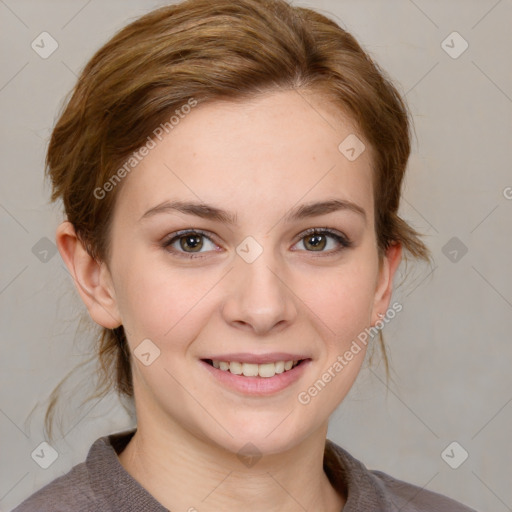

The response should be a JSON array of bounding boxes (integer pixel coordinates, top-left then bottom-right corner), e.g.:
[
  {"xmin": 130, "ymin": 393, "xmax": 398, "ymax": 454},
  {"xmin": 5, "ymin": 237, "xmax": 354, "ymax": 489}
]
[{"xmin": 117, "ymin": 417, "xmax": 345, "ymax": 512}]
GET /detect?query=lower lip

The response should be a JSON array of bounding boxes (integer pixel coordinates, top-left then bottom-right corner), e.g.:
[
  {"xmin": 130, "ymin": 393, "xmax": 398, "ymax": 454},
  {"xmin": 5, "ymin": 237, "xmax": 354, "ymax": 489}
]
[{"xmin": 200, "ymin": 360, "xmax": 311, "ymax": 396}]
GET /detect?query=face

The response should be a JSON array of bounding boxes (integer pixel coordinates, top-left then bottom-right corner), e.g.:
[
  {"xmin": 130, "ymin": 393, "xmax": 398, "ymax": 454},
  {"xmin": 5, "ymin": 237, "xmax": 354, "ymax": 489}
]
[{"xmin": 90, "ymin": 90, "xmax": 400, "ymax": 455}]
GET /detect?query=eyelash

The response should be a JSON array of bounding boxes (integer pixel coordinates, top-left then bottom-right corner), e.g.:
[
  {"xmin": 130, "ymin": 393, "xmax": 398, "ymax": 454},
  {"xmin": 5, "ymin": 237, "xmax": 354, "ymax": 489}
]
[{"xmin": 161, "ymin": 228, "xmax": 353, "ymax": 260}]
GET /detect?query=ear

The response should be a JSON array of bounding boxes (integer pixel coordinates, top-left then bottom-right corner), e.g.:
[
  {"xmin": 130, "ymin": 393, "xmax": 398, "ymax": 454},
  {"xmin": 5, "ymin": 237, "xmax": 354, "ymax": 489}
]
[
  {"xmin": 370, "ymin": 242, "xmax": 402, "ymax": 326},
  {"xmin": 56, "ymin": 221, "xmax": 122, "ymax": 329}
]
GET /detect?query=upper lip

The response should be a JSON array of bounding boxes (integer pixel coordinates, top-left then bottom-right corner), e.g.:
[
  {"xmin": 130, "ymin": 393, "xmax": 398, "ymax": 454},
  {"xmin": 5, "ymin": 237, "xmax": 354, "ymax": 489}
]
[{"xmin": 202, "ymin": 353, "xmax": 310, "ymax": 364}]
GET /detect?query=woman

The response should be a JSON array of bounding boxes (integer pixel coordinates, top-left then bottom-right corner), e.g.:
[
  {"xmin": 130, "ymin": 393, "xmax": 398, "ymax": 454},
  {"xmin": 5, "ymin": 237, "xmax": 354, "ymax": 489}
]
[{"xmin": 13, "ymin": 0, "xmax": 477, "ymax": 510}]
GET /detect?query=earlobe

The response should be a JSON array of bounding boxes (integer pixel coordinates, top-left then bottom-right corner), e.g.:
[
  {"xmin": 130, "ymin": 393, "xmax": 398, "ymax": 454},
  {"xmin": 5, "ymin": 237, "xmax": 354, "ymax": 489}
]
[
  {"xmin": 56, "ymin": 221, "xmax": 122, "ymax": 329},
  {"xmin": 371, "ymin": 242, "xmax": 402, "ymax": 325}
]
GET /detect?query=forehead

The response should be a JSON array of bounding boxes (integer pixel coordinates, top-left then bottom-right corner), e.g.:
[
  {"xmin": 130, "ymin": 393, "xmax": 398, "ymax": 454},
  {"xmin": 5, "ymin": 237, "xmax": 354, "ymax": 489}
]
[{"xmin": 113, "ymin": 90, "xmax": 375, "ymax": 225}]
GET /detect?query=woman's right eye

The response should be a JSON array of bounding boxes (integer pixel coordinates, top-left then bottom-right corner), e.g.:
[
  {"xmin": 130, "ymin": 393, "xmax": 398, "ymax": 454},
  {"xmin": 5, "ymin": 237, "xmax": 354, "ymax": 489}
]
[{"xmin": 162, "ymin": 230, "xmax": 220, "ymax": 259}]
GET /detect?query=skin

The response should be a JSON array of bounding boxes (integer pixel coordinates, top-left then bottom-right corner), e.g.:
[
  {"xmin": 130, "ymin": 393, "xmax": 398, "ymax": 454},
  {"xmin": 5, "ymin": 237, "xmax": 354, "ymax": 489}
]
[{"xmin": 57, "ymin": 89, "xmax": 402, "ymax": 511}]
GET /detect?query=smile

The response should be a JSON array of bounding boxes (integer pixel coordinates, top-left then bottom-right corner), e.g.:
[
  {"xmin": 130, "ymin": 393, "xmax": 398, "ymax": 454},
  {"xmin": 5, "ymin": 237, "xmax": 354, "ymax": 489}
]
[{"xmin": 204, "ymin": 359, "xmax": 303, "ymax": 378}]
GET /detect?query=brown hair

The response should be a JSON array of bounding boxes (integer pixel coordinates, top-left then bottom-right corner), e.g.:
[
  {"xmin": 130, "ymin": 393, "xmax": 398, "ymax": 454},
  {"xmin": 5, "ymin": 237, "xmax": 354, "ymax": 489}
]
[{"xmin": 43, "ymin": 0, "xmax": 432, "ymax": 440}]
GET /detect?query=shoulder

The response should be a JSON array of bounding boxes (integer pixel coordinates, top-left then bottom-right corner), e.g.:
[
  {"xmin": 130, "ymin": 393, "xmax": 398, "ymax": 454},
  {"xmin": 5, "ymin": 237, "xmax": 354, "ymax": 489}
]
[
  {"xmin": 324, "ymin": 439, "xmax": 478, "ymax": 512},
  {"xmin": 369, "ymin": 469, "xmax": 478, "ymax": 512},
  {"xmin": 11, "ymin": 462, "xmax": 103, "ymax": 512},
  {"xmin": 12, "ymin": 429, "xmax": 138, "ymax": 512}
]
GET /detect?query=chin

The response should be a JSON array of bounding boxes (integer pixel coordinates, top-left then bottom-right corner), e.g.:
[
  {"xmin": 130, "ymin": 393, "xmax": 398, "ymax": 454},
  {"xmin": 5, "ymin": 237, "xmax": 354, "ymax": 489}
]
[{"xmin": 196, "ymin": 409, "xmax": 321, "ymax": 459}]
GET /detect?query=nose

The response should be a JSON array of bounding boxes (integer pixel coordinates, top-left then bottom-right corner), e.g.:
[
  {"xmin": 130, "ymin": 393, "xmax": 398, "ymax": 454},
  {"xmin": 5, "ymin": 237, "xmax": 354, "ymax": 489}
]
[{"xmin": 221, "ymin": 248, "xmax": 298, "ymax": 336}]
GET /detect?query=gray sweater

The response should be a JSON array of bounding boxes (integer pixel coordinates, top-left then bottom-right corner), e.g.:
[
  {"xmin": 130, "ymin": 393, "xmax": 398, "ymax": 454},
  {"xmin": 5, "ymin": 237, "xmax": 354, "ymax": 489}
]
[{"xmin": 12, "ymin": 429, "xmax": 477, "ymax": 511}]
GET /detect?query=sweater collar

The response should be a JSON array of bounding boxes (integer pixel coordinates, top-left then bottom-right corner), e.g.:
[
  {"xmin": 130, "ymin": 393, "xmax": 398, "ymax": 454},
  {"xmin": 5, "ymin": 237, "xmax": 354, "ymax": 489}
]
[
  {"xmin": 323, "ymin": 438, "xmax": 394, "ymax": 510},
  {"xmin": 86, "ymin": 429, "xmax": 389, "ymax": 511},
  {"xmin": 86, "ymin": 428, "xmax": 168, "ymax": 511}
]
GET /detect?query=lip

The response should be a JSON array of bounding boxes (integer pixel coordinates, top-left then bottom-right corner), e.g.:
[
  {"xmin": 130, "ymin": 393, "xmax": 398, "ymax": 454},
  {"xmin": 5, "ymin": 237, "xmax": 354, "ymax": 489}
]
[{"xmin": 200, "ymin": 357, "xmax": 312, "ymax": 396}]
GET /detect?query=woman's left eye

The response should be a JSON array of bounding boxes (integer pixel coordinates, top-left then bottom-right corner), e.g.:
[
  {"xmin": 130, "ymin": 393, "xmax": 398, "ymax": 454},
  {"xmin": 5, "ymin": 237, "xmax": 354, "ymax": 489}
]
[
  {"xmin": 162, "ymin": 228, "xmax": 352, "ymax": 259},
  {"xmin": 292, "ymin": 228, "xmax": 352, "ymax": 254}
]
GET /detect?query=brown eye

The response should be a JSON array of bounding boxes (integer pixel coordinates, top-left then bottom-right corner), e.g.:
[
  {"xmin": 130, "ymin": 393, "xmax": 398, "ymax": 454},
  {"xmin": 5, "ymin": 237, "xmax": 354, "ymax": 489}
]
[
  {"xmin": 294, "ymin": 228, "xmax": 352, "ymax": 255},
  {"xmin": 163, "ymin": 229, "xmax": 219, "ymax": 259},
  {"xmin": 179, "ymin": 233, "xmax": 204, "ymax": 252},
  {"xmin": 303, "ymin": 232, "xmax": 327, "ymax": 251}
]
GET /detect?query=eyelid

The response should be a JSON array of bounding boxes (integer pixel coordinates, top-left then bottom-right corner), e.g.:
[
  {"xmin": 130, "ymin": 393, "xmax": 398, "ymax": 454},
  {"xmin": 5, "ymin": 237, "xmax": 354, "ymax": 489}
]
[
  {"xmin": 293, "ymin": 227, "xmax": 351, "ymax": 245},
  {"xmin": 161, "ymin": 228, "xmax": 220, "ymax": 258},
  {"xmin": 162, "ymin": 228, "xmax": 217, "ymax": 244}
]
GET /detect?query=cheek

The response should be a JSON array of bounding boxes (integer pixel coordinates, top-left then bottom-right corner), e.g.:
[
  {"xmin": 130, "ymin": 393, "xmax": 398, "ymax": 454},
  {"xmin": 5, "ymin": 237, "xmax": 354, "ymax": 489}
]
[
  {"xmin": 114, "ymin": 255, "xmax": 222, "ymax": 349},
  {"xmin": 300, "ymin": 259, "xmax": 378, "ymax": 345}
]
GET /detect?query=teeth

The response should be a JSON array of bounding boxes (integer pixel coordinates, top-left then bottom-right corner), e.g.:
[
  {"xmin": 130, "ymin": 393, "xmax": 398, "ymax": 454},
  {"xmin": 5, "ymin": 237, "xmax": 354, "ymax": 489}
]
[
  {"xmin": 210, "ymin": 359, "xmax": 301, "ymax": 378},
  {"xmin": 274, "ymin": 361, "xmax": 285, "ymax": 374},
  {"xmin": 229, "ymin": 361, "xmax": 243, "ymax": 375},
  {"xmin": 258, "ymin": 363, "xmax": 275, "ymax": 378},
  {"xmin": 242, "ymin": 363, "xmax": 259, "ymax": 377}
]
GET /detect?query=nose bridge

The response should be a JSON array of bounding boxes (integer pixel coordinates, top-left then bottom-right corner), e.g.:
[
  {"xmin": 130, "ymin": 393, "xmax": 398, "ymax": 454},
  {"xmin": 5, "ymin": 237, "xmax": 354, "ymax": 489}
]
[{"xmin": 222, "ymin": 237, "xmax": 296, "ymax": 333}]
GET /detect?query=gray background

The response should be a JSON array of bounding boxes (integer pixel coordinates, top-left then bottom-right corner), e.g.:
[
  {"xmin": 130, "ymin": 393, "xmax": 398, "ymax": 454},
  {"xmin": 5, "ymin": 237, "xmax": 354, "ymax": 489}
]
[{"xmin": 1, "ymin": 1, "xmax": 511, "ymax": 510}]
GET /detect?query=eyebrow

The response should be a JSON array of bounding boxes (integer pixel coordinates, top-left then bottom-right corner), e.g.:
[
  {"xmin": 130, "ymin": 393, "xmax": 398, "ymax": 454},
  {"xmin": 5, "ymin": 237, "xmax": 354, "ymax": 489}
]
[{"xmin": 139, "ymin": 198, "xmax": 367, "ymax": 226}]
